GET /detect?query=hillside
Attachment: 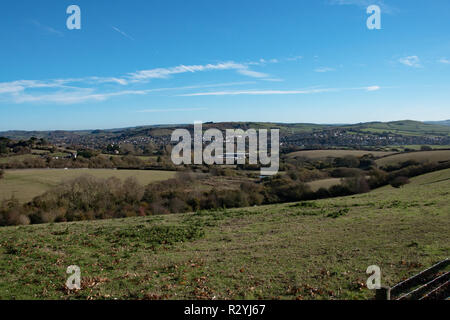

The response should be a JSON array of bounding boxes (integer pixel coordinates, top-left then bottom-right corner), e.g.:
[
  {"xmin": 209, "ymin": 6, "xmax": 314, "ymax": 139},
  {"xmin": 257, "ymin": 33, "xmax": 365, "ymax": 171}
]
[
  {"xmin": 376, "ymin": 150, "xmax": 450, "ymax": 167},
  {"xmin": 286, "ymin": 149, "xmax": 395, "ymax": 159},
  {"xmin": 1, "ymin": 120, "xmax": 449, "ymax": 149},
  {"xmin": 345, "ymin": 120, "xmax": 450, "ymax": 137},
  {"xmin": 425, "ymin": 120, "xmax": 450, "ymax": 127},
  {"xmin": 0, "ymin": 168, "xmax": 448, "ymax": 300}
]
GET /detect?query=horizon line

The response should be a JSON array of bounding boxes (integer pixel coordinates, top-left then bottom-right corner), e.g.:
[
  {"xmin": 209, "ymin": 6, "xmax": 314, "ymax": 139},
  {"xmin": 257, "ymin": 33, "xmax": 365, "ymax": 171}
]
[{"xmin": 0, "ymin": 119, "xmax": 449, "ymax": 133}]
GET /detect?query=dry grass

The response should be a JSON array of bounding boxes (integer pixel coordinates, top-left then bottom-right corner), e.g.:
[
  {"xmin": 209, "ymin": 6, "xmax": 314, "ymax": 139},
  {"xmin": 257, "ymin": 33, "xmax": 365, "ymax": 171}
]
[
  {"xmin": 307, "ymin": 178, "xmax": 342, "ymax": 191},
  {"xmin": 376, "ymin": 150, "xmax": 450, "ymax": 167},
  {"xmin": 0, "ymin": 169, "xmax": 176, "ymax": 203}
]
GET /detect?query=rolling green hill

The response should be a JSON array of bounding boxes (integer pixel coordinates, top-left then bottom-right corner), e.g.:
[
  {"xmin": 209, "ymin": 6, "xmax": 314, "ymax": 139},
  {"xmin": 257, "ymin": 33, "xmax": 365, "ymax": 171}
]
[
  {"xmin": 376, "ymin": 150, "xmax": 450, "ymax": 167},
  {"xmin": 2, "ymin": 120, "xmax": 449, "ymax": 142},
  {"xmin": 0, "ymin": 168, "xmax": 448, "ymax": 300},
  {"xmin": 425, "ymin": 120, "xmax": 450, "ymax": 127},
  {"xmin": 345, "ymin": 120, "xmax": 450, "ymax": 137}
]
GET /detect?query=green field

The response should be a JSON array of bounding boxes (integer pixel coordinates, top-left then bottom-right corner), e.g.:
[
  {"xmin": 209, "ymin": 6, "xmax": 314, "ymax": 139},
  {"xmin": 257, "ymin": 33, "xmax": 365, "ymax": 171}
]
[
  {"xmin": 99, "ymin": 154, "xmax": 158, "ymax": 162},
  {"xmin": 0, "ymin": 169, "xmax": 448, "ymax": 300},
  {"xmin": 376, "ymin": 150, "xmax": 450, "ymax": 167},
  {"xmin": 0, "ymin": 154, "xmax": 41, "ymax": 164},
  {"xmin": 0, "ymin": 169, "xmax": 176, "ymax": 203},
  {"xmin": 307, "ymin": 178, "xmax": 342, "ymax": 191},
  {"xmin": 287, "ymin": 149, "xmax": 394, "ymax": 159},
  {"xmin": 388, "ymin": 145, "xmax": 450, "ymax": 151},
  {"xmin": 345, "ymin": 120, "xmax": 450, "ymax": 137},
  {"xmin": 0, "ymin": 152, "xmax": 71, "ymax": 164}
]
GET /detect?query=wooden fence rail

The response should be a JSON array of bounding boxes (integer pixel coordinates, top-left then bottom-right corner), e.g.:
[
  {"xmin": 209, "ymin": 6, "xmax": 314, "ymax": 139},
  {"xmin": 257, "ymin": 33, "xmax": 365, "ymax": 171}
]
[{"xmin": 375, "ymin": 258, "xmax": 449, "ymax": 300}]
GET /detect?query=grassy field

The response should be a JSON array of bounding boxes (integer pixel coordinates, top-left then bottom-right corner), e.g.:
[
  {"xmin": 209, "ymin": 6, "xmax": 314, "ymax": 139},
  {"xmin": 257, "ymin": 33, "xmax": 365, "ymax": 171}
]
[
  {"xmin": 0, "ymin": 169, "xmax": 176, "ymax": 203},
  {"xmin": 345, "ymin": 120, "xmax": 450, "ymax": 137},
  {"xmin": 0, "ymin": 152, "xmax": 71, "ymax": 164},
  {"xmin": 0, "ymin": 168, "xmax": 448, "ymax": 300},
  {"xmin": 99, "ymin": 154, "xmax": 158, "ymax": 162},
  {"xmin": 287, "ymin": 149, "xmax": 394, "ymax": 159},
  {"xmin": 307, "ymin": 178, "xmax": 342, "ymax": 191},
  {"xmin": 376, "ymin": 150, "xmax": 450, "ymax": 167},
  {"xmin": 0, "ymin": 154, "xmax": 41, "ymax": 164},
  {"xmin": 389, "ymin": 145, "xmax": 450, "ymax": 151}
]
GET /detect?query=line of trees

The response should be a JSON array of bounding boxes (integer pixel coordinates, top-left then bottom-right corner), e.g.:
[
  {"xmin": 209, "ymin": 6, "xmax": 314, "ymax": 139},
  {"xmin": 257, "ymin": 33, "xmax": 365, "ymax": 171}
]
[
  {"xmin": 0, "ymin": 153, "xmax": 180, "ymax": 171},
  {"xmin": 1, "ymin": 156, "xmax": 449, "ymax": 227}
]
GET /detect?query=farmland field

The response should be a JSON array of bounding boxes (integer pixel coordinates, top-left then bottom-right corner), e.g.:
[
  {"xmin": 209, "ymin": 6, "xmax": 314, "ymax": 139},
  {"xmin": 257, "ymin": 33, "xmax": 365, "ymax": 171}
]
[
  {"xmin": 99, "ymin": 154, "xmax": 158, "ymax": 162},
  {"xmin": 345, "ymin": 120, "xmax": 450, "ymax": 137},
  {"xmin": 376, "ymin": 150, "xmax": 450, "ymax": 167},
  {"xmin": 0, "ymin": 168, "xmax": 448, "ymax": 300},
  {"xmin": 307, "ymin": 178, "xmax": 342, "ymax": 191},
  {"xmin": 0, "ymin": 154, "xmax": 41, "ymax": 164},
  {"xmin": 387, "ymin": 145, "xmax": 450, "ymax": 151},
  {"xmin": 287, "ymin": 149, "xmax": 395, "ymax": 159},
  {"xmin": 0, "ymin": 169, "xmax": 176, "ymax": 203}
]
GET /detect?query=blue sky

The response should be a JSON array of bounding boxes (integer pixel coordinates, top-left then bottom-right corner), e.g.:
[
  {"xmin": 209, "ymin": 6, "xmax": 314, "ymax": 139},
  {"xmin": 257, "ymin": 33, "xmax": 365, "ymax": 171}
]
[{"xmin": 0, "ymin": 0, "xmax": 449, "ymax": 130}]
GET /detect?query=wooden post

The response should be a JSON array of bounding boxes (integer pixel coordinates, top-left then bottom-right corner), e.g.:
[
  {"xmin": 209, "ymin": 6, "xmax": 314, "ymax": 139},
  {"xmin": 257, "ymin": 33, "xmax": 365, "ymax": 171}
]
[{"xmin": 375, "ymin": 286, "xmax": 391, "ymax": 300}]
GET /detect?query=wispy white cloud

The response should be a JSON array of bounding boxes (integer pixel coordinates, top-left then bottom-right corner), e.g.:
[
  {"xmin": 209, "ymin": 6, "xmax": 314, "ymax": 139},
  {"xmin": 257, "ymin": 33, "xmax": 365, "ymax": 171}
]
[
  {"xmin": 247, "ymin": 58, "xmax": 279, "ymax": 65},
  {"xmin": 31, "ymin": 20, "xmax": 63, "ymax": 36},
  {"xmin": 0, "ymin": 58, "xmax": 307, "ymax": 104},
  {"xmin": 2, "ymin": 61, "xmax": 269, "ymax": 98},
  {"xmin": 0, "ymin": 79, "xmax": 74, "ymax": 94},
  {"xmin": 315, "ymin": 67, "xmax": 335, "ymax": 73},
  {"xmin": 262, "ymin": 78, "xmax": 284, "ymax": 82},
  {"xmin": 11, "ymin": 89, "xmax": 152, "ymax": 104},
  {"xmin": 128, "ymin": 62, "xmax": 239, "ymax": 80},
  {"xmin": 236, "ymin": 69, "xmax": 269, "ymax": 78},
  {"xmin": 179, "ymin": 89, "xmax": 336, "ymax": 96},
  {"xmin": 172, "ymin": 81, "xmax": 257, "ymax": 90},
  {"xmin": 285, "ymin": 56, "xmax": 303, "ymax": 62},
  {"xmin": 84, "ymin": 76, "xmax": 129, "ymax": 85},
  {"xmin": 399, "ymin": 56, "xmax": 421, "ymax": 67},
  {"xmin": 438, "ymin": 58, "xmax": 450, "ymax": 64},
  {"xmin": 111, "ymin": 26, "xmax": 134, "ymax": 40},
  {"xmin": 127, "ymin": 61, "xmax": 270, "ymax": 81},
  {"xmin": 0, "ymin": 79, "xmax": 257, "ymax": 104},
  {"xmin": 137, "ymin": 107, "xmax": 208, "ymax": 113},
  {"xmin": 178, "ymin": 86, "xmax": 380, "ymax": 96},
  {"xmin": 366, "ymin": 85, "xmax": 380, "ymax": 91}
]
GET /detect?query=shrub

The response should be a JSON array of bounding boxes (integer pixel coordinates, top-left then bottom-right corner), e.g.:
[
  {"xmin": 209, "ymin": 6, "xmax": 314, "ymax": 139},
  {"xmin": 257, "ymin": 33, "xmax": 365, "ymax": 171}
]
[
  {"xmin": 368, "ymin": 168, "xmax": 389, "ymax": 188},
  {"xmin": 331, "ymin": 167, "xmax": 364, "ymax": 178},
  {"xmin": 0, "ymin": 169, "xmax": 4, "ymax": 179},
  {"xmin": 113, "ymin": 224, "xmax": 204, "ymax": 248},
  {"xmin": 149, "ymin": 202, "xmax": 170, "ymax": 215},
  {"xmin": 343, "ymin": 176, "xmax": 370, "ymax": 194},
  {"xmin": 264, "ymin": 176, "xmax": 311, "ymax": 203},
  {"xmin": 328, "ymin": 184, "xmax": 352, "ymax": 197},
  {"xmin": 168, "ymin": 197, "xmax": 189, "ymax": 213},
  {"xmin": 121, "ymin": 177, "xmax": 145, "ymax": 204},
  {"xmin": 390, "ymin": 176, "xmax": 410, "ymax": 188},
  {"xmin": 333, "ymin": 156, "xmax": 360, "ymax": 168},
  {"xmin": 327, "ymin": 208, "xmax": 349, "ymax": 218},
  {"xmin": 219, "ymin": 190, "xmax": 249, "ymax": 208},
  {"xmin": 295, "ymin": 168, "xmax": 328, "ymax": 182}
]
